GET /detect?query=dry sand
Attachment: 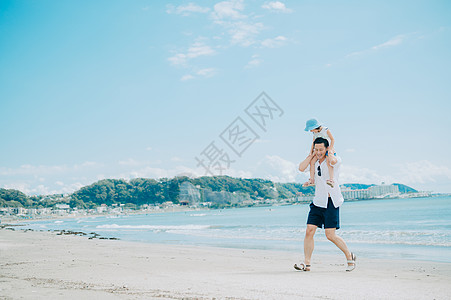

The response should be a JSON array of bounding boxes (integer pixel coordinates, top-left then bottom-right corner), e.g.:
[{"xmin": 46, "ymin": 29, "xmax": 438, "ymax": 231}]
[{"xmin": 1, "ymin": 229, "xmax": 450, "ymax": 300}]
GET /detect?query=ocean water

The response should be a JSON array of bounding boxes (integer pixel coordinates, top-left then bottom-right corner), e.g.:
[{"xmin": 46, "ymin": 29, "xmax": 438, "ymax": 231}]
[{"xmin": 22, "ymin": 196, "xmax": 451, "ymax": 263}]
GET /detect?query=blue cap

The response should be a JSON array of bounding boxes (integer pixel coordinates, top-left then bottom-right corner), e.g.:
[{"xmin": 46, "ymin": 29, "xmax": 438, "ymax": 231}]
[{"xmin": 304, "ymin": 118, "xmax": 321, "ymax": 131}]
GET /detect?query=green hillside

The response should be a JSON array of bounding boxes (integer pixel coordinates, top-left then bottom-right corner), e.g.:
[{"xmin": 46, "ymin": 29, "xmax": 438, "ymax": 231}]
[{"xmin": 0, "ymin": 176, "xmax": 419, "ymax": 208}]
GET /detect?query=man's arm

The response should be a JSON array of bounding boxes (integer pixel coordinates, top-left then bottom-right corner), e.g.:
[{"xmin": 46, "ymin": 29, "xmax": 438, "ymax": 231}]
[{"xmin": 299, "ymin": 153, "xmax": 315, "ymax": 172}]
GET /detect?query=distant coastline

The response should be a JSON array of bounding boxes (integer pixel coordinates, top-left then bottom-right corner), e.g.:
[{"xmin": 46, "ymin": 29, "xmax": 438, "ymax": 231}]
[{"xmin": 0, "ymin": 175, "xmax": 446, "ymax": 223}]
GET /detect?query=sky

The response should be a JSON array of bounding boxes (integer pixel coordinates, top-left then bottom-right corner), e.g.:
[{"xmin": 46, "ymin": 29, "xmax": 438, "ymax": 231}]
[{"xmin": 1, "ymin": 0, "xmax": 451, "ymax": 195}]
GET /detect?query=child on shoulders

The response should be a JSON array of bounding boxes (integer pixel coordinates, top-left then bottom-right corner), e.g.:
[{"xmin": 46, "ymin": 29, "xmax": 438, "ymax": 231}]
[{"xmin": 303, "ymin": 118, "xmax": 336, "ymax": 188}]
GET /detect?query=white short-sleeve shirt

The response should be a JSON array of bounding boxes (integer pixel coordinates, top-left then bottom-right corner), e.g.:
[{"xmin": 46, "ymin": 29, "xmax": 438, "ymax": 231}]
[{"xmin": 313, "ymin": 156, "xmax": 344, "ymax": 208}]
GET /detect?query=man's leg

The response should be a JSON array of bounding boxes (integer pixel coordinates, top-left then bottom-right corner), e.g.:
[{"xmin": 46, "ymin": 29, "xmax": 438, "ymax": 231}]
[
  {"xmin": 325, "ymin": 228, "xmax": 354, "ymax": 266},
  {"xmin": 304, "ymin": 224, "xmax": 317, "ymax": 266}
]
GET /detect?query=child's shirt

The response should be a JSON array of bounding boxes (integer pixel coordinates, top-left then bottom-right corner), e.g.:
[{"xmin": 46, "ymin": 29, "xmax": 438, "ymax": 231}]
[{"xmin": 313, "ymin": 126, "xmax": 331, "ymax": 144}]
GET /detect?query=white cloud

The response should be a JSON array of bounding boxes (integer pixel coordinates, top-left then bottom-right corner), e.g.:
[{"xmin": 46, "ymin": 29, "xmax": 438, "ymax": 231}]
[
  {"xmin": 34, "ymin": 185, "xmax": 52, "ymax": 195},
  {"xmin": 261, "ymin": 35, "xmax": 287, "ymax": 48},
  {"xmin": 327, "ymin": 34, "xmax": 410, "ymax": 67},
  {"xmin": 221, "ymin": 168, "xmax": 254, "ymax": 179},
  {"xmin": 340, "ymin": 160, "xmax": 451, "ymax": 190},
  {"xmin": 168, "ymin": 42, "xmax": 216, "ymax": 66},
  {"xmin": 125, "ymin": 167, "xmax": 171, "ymax": 180},
  {"xmin": 124, "ymin": 165, "xmax": 205, "ymax": 181},
  {"xmin": 0, "ymin": 162, "xmax": 101, "ymax": 176},
  {"xmin": 372, "ymin": 34, "xmax": 405, "ymax": 50},
  {"xmin": 3, "ymin": 182, "xmax": 32, "ymax": 194},
  {"xmin": 166, "ymin": 0, "xmax": 294, "ymax": 84},
  {"xmin": 211, "ymin": 0, "xmax": 245, "ymax": 21},
  {"xmin": 166, "ymin": 3, "xmax": 210, "ymax": 16},
  {"xmin": 245, "ymin": 55, "xmax": 263, "ymax": 68},
  {"xmin": 196, "ymin": 68, "xmax": 216, "ymax": 77},
  {"xmin": 340, "ymin": 164, "xmax": 393, "ymax": 185},
  {"xmin": 181, "ymin": 74, "xmax": 195, "ymax": 81},
  {"xmin": 167, "ymin": 0, "xmax": 291, "ymax": 79},
  {"xmin": 209, "ymin": 0, "xmax": 264, "ymax": 47},
  {"xmin": 180, "ymin": 68, "xmax": 216, "ymax": 81},
  {"xmin": 0, "ymin": 164, "xmax": 66, "ymax": 176},
  {"xmin": 255, "ymin": 155, "xmax": 300, "ymax": 183},
  {"xmin": 3, "ymin": 181, "xmax": 85, "ymax": 195},
  {"xmin": 118, "ymin": 158, "xmax": 143, "ymax": 167},
  {"xmin": 186, "ymin": 42, "xmax": 216, "ymax": 57},
  {"xmin": 345, "ymin": 50, "xmax": 365, "ymax": 58},
  {"xmin": 0, "ymin": 162, "xmax": 103, "ymax": 195},
  {"xmin": 395, "ymin": 160, "xmax": 451, "ymax": 184},
  {"xmin": 53, "ymin": 182, "xmax": 85, "ymax": 194},
  {"xmin": 158, "ymin": 164, "xmax": 255, "ymax": 180},
  {"xmin": 74, "ymin": 161, "xmax": 100, "ymax": 170},
  {"xmin": 262, "ymin": 1, "xmax": 293, "ymax": 13},
  {"xmin": 346, "ymin": 34, "xmax": 408, "ymax": 58},
  {"xmin": 181, "ymin": 68, "xmax": 218, "ymax": 81},
  {"xmin": 227, "ymin": 21, "xmax": 265, "ymax": 46}
]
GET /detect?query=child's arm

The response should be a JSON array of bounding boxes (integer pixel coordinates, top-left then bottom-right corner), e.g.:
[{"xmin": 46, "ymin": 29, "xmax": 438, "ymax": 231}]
[{"xmin": 326, "ymin": 129, "xmax": 335, "ymax": 153}]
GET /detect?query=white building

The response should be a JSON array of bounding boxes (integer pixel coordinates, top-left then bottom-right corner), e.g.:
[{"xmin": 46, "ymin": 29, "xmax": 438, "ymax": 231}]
[
  {"xmin": 368, "ymin": 184, "xmax": 400, "ymax": 198},
  {"xmin": 341, "ymin": 183, "xmax": 400, "ymax": 200},
  {"xmin": 178, "ymin": 182, "xmax": 201, "ymax": 205},
  {"xmin": 341, "ymin": 188, "xmax": 372, "ymax": 200}
]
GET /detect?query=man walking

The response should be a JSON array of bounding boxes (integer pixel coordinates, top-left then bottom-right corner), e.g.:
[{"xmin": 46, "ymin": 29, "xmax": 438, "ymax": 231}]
[{"xmin": 295, "ymin": 137, "xmax": 356, "ymax": 272}]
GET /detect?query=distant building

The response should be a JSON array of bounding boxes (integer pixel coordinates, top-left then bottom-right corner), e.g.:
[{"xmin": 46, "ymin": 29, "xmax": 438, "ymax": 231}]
[
  {"xmin": 297, "ymin": 195, "xmax": 314, "ymax": 202},
  {"xmin": 340, "ymin": 183, "xmax": 400, "ymax": 200},
  {"xmin": 341, "ymin": 188, "xmax": 372, "ymax": 200},
  {"xmin": 162, "ymin": 201, "xmax": 174, "ymax": 207},
  {"xmin": 178, "ymin": 182, "xmax": 201, "ymax": 205},
  {"xmin": 13, "ymin": 207, "xmax": 28, "ymax": 215},
  {"xmin": 368, "ymin": 184, "xmax": 400, "ymax": 198},
  {"xmin": 202, "ymin": 189, "xmax": 251, "ymax": 205},
  {"xmin": 55, "ymin": 204, "xmax": 70, "ymax": 210},
  {"xmin": 96, "ymin": 204, "xmax": 107, "ymax": 213}
]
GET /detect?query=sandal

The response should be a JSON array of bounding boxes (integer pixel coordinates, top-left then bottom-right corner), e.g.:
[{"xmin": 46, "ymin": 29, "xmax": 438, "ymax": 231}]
[
  {"xmin": 346, "ymin": 252, "xmax": 356, "ymax": 272},
  {"xmin": 302, "ymin": 179, "xmax": 315, "ymax": 187},
  {"xmin": 294, "ymin": 263, "xmax": 311, "ymax": 271},
  {"xmin": 326, "ymin": 179, "xmax": 334, "ymax": 188}
]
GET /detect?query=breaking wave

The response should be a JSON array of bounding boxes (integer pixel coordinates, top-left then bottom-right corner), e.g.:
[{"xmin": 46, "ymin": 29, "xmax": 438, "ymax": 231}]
[{"xmin": 96, "ymin": 224, "xmax": 211, "ymax": 231}]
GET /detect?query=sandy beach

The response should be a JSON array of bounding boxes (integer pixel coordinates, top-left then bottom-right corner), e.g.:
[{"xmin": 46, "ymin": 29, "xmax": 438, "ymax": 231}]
[{"xmin": 1, "ymin": 229, "xmax": 450, "ymax": 300}]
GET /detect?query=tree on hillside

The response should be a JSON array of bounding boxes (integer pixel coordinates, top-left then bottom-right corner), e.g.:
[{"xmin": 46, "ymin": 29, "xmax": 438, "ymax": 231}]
[{"xmin": 0, "ymin": 189, "xmax": 31, "ymax": 207}]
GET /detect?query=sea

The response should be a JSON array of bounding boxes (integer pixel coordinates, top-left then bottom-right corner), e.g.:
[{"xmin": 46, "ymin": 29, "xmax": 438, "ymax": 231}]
[{"xmin": 21, "ymin": 196, "xmax": 451, "ymax": 263}]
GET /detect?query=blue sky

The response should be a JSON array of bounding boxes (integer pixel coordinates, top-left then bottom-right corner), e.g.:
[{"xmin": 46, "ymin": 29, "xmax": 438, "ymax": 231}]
[{"xmin": 1, "ymin": 0, "xmax": 450, "ymax": 195}]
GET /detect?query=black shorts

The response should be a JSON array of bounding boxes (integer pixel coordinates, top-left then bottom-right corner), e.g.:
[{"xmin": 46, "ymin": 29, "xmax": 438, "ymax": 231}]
[{"xmin": 307, "ymin": 197, "xmax": 340, "ymax": 229}]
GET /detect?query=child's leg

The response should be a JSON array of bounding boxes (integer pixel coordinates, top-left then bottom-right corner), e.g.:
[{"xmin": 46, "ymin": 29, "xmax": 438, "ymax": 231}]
[
  {"xmin": 326, "ymin": 155, "xmax": 335, "ymax": 187},
  {"xmin": 309, "ymin": 156, "xmax": 318, "ymax": 183},
  {"xmin": 326, "ymin": 155, "xmax": 334, "ymax": 180},
  {"xmin": 303, "ymin": 156, "xmax": 317, "ymax": 187}
]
